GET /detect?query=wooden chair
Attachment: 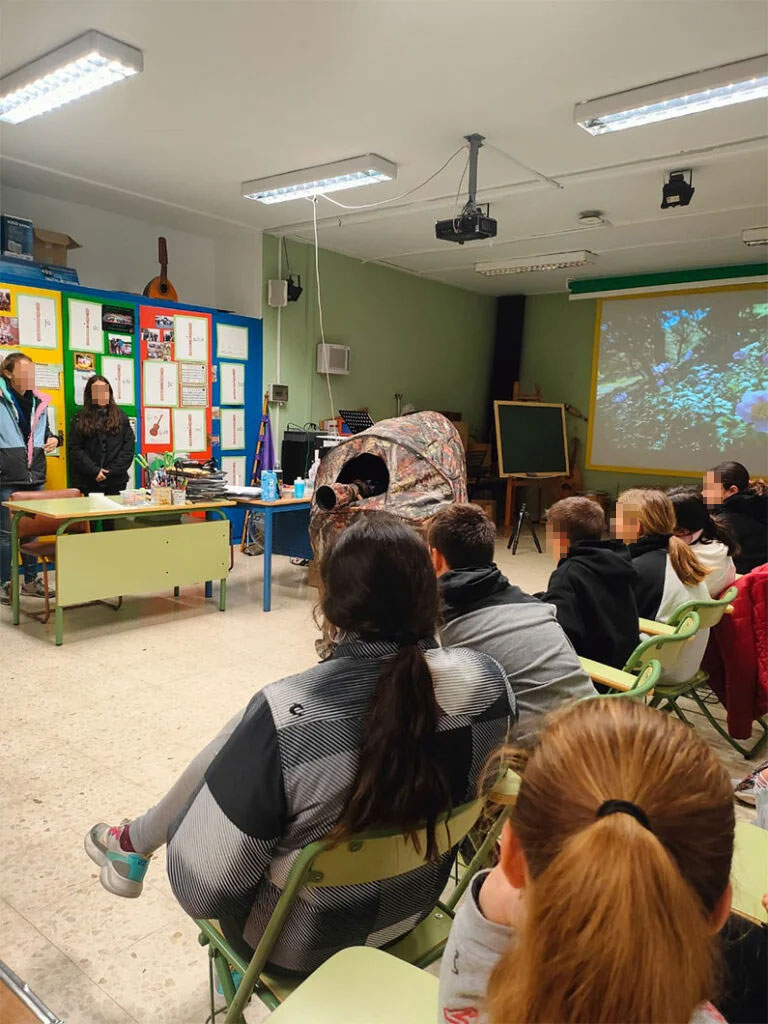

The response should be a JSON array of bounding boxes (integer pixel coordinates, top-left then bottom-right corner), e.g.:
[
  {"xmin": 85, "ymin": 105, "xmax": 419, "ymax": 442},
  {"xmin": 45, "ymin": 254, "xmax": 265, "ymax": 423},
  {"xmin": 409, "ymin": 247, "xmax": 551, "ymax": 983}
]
[
  {"xmin": 195, "ymin": 798, "xmax": 497, "ymax": 1023},
  {"xmin": 650, "ymin": 589, "xmax": 768, "ymax": 758},
  {"xmin": 10, "ymin": 488, "xmax": 89, "ymax": 624}
]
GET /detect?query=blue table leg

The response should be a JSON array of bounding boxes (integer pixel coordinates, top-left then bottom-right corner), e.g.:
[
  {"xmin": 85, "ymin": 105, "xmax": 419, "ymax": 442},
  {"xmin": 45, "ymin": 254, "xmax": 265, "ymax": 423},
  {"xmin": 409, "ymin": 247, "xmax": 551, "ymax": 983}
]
[{"xmin": 263, "ymin": 508, "xmax": 273, "ymax": 612}]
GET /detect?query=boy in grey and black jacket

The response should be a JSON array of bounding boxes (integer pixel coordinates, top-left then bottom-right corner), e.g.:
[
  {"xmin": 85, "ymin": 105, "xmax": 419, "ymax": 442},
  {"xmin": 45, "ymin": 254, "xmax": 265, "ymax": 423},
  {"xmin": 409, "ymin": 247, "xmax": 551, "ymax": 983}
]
[{"xmin": 428, "ymin": 504, "xmax": 596, "ymax": 745}]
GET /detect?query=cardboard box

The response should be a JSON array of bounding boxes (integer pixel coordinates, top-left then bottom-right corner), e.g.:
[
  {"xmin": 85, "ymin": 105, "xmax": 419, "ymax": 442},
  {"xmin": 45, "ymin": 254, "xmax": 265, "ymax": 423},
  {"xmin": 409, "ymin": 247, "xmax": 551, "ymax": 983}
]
[
  {"xmin": 1, "ymin": 214, "xmax": 34, "ymax": 260},
  {"xmin": 33, "ymin": 228, "xmax": 81, "ymax": 267},
  {"xmin": 472, "ymin": 499, "xmax": 497, "ymax": 524}
]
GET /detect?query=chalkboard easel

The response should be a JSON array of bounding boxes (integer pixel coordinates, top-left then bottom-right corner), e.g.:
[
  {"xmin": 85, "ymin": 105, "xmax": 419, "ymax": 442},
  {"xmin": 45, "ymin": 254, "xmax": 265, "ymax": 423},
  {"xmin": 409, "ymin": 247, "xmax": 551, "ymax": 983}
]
[{"xmin": 493, "ymin": 400, "xmax": 569, "ymax": 534}]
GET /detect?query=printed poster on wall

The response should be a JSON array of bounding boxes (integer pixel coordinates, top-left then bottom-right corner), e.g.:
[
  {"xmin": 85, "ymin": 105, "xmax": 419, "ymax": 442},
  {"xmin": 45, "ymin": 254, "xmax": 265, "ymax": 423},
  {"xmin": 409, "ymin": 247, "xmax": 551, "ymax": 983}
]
[
  {"xmin": 174, "ymin": 315, "xmax": 208, "ymax": 362},
  {"xmin": 68, "ymin": 299, "xmax": 104, "ymax": 351},
  {"xmin": 35, "ymin": 363, "xmax": 61, "ymax": 390},
  {"xmin": 219, "ymin": 361, "xmax": 245, "ymax": 405},
  {"xmin": 102, "ymin": 356, "xmax": 135, "ymax": 407},
  {"xmin": 143, "ymin": 360, "xmax": 179, "ymax": 407},
  {"xmin": 220, "ymin": 407, "xmax": 245, "ymax": 450},
  {"xmin": 221, "ymin": 455, "xmax": 247, "ymax": 487},
  {"xmin": 143, "ymin": 408, "xmax": 172, "ymax": 447},
  {"xmin": 74, "ymin": 369, "xmax": 91, "ymax": 405},
  {"xmin": 216, "ymin": 323, "xmax": 248, "ymax": 360},
  {"xmin": 17, "ymin": 294, "xmax": 57, "ymax": 349},
  {"xmin": 172, "ymin": 408, "xmax": 207, "ymax": 452}
]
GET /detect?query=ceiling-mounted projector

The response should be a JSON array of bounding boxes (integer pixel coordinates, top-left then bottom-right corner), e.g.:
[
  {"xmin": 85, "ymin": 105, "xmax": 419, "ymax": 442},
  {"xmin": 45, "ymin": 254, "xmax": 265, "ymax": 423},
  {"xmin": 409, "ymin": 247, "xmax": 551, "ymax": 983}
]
[{"xmin": 436, "ymin": 133, "xmax": 497, "ymax": 245}]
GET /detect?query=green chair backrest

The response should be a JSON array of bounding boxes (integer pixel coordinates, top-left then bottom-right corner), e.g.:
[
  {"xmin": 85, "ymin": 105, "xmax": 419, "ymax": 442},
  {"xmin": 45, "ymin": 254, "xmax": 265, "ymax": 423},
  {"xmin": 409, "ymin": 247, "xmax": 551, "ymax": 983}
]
[
  {"xmin": 215, "ymin": 797, "xmax": 485, "ymax": 1022},
  {"xmin": 305, "ymin": 799, "xmax": 483, "ymax": 888},
  {"xmin": 580, "ymin": 659, "xmax": 661, "ymax": 702},
  {"xmin": 624, "ymin": 611, "xmax": 701, "ymax": 674},
  {"xmin": 666, "ymin": 586, "xmax": 738, "ymax": 630}
]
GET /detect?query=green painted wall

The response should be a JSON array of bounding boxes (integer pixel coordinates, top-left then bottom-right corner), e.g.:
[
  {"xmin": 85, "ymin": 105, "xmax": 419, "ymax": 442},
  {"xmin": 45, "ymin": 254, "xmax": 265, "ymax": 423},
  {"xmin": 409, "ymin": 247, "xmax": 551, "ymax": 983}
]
[
  {"xmin": 262, "ymin": 234, "xmax": 497, "ymax": 436},
  {"xmin": 519, "ymin": 293, "xmax": 695, "ymax": 498}
]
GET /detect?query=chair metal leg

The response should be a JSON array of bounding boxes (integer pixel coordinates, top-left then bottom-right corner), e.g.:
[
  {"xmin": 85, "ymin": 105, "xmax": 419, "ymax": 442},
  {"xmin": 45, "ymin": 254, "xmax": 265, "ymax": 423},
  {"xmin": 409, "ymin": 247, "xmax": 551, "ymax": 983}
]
[
  {"xmin": 689, "ymin": 689, "xmax": 768, "ymax": 759},
  {"xmin": 212, "ymin": 951, "xmax": 244, "ymax": 1024},
  {"xmin": 41, "ymin": 561, "xmax": 51, "ymax": 625}
]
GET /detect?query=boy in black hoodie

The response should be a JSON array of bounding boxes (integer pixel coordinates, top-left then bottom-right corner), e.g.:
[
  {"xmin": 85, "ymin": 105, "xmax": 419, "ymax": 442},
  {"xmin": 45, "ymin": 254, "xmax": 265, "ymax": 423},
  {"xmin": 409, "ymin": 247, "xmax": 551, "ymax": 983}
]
[{"xmin": 538, "ymin": 496, "xmax": 640, "ymax": 668}]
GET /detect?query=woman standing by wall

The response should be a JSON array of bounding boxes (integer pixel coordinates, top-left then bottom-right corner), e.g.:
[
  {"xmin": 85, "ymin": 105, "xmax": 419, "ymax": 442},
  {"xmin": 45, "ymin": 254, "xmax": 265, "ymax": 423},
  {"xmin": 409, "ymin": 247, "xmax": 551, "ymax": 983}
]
[
  {"xmin": 67, "ymin": 375, "xmax": 135, "ymax": 496},
  {"xmin": 0, "ymin": 352, "xmax": 59, "ymax": 603}
]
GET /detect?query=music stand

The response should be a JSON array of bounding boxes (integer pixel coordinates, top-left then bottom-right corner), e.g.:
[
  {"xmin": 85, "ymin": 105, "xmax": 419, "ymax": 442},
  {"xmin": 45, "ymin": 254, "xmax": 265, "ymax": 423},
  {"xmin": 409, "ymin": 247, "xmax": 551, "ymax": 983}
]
[
  {"xmin": 507, "ymin": 502, "xmax": 543, "ymax": 555},
  {"xmin": 339, "ymin": 409, "xmax": 374, "ymax": 434}
]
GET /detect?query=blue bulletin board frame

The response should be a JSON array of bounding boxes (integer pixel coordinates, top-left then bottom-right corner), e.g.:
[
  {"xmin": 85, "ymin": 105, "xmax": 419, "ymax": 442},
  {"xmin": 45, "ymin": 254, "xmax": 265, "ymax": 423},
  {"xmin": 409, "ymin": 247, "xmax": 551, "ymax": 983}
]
[{"xmin": 0, "ymin": 268, "xmax": 263, "ymax": 541}]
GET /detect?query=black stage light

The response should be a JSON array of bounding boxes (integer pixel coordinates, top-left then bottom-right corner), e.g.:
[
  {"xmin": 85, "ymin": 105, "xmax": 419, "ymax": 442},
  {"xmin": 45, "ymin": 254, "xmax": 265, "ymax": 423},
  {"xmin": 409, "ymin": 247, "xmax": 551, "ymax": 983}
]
[
  {"xmin": 286, "ymin": 274, "xmax": 303, "ymax": 302},
  {"xmin": 661, "ymin": 170, "xmax": 695, "ymax": 209}
]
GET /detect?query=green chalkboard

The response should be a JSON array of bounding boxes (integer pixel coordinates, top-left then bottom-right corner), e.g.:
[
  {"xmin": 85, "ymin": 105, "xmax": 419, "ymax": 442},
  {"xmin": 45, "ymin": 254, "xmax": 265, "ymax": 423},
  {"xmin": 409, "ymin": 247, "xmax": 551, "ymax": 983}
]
[{"xmin": 494, "ymin": 401, "xmax": 568, "ymax": 477}]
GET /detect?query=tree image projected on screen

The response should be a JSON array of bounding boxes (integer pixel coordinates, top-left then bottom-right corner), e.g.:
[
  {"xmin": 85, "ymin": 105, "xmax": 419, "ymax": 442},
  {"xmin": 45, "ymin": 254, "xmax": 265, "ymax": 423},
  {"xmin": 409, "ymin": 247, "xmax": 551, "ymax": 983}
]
[{"xmin": 593, "ymin": 292, "xmax": 767, "ymax": 472}]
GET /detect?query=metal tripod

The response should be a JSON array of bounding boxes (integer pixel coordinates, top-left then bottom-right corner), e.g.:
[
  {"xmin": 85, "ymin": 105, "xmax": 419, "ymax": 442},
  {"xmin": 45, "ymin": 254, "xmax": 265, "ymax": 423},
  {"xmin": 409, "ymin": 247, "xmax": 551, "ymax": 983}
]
[{"xmin": 507, "ymin": 501, "xmax": 542, "ymax": 555}]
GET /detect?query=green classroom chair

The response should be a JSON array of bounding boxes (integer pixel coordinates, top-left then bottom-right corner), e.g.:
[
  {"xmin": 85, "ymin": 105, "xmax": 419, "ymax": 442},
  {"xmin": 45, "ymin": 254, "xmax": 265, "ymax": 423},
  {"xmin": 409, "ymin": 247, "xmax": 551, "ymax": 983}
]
[
  {"xmin": 195, "ymin": 796, "xmax": 502, "ymax": 1023},
  {"xmin": 580, "ymin": 611, "xmax": 700, "ymax": 697},
  {"xmin": 266, "ymin": 946, "xmax": 438, "ymax": 1024},
  {"xmin": 649, "ymin": 588, "xmax": 768, "ymax": 759},
  {"xmin": 578, "ymin": 658, "xmax": 662, "ymax": 702}
]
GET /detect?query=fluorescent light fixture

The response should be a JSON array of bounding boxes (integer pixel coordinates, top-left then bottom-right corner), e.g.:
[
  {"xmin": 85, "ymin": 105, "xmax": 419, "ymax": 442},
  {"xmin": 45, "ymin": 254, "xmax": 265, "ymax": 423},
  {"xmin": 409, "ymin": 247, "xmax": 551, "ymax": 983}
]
[
  {"xmin": 242, "ymin": 154, "xmax": 397, "ymax": 204},
  {"xmin": 743, "ymin": 226, "xmax": 768, "ymax": 246},
  {"xmin": 0, "ymin": 31, "xmax": 142, "ymax": 124},
  {"xmin": 575, "ymin": 54, "xmax": 768, "ymax": 135},
  {"xmin": 476, "ymin": 251, "xmax": 597, "ymax": 276}
]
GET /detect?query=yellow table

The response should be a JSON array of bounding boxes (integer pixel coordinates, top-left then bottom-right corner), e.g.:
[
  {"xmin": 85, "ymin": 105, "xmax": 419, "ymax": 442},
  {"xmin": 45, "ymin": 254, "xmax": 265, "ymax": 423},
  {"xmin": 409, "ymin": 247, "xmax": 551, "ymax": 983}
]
[
  {"xmin": 732, "ymin": 820, "xmax": 768, "ymax": 925},
  {"xmin": 4, "ymin": 495, "xmax": 234, "ymax": 645}
]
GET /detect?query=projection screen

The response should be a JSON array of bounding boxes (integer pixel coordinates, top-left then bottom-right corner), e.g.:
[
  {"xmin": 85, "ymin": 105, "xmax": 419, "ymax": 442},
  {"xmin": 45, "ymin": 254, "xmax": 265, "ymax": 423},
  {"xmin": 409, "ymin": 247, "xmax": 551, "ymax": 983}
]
[{"xmin": 588, "ymin": 285, "xmax": 768, "ymax": 476}]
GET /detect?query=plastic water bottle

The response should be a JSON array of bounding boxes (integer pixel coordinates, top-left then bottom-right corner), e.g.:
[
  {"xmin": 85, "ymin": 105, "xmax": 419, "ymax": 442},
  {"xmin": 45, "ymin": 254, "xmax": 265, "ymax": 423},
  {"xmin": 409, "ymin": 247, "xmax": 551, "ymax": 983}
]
[{"xmin": 294, "ymin": 478, "xmax": 306, "ymax": 498}]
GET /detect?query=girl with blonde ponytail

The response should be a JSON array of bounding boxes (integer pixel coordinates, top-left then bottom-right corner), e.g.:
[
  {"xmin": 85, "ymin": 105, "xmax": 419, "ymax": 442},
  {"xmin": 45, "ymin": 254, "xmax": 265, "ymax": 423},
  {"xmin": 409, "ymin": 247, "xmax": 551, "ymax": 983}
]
[
  {"xmin": 613, "ymin": 488, "xmax": 712, "ymax": 681},
  {"xmin": 439, "ymin": 700, "xmax": 734, "ymax": 1024}
]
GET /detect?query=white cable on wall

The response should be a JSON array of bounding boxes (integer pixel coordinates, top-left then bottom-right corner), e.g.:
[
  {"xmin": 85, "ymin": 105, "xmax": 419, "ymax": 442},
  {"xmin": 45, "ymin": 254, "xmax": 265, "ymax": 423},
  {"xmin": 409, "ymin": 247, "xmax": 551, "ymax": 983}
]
[
  {"xmin": 310, "ymin": 197, "xmax": 336, "ymax": 423},
  {"xmin": 274, "ymin": 237, "xmax": 282, "ymax": 465}
]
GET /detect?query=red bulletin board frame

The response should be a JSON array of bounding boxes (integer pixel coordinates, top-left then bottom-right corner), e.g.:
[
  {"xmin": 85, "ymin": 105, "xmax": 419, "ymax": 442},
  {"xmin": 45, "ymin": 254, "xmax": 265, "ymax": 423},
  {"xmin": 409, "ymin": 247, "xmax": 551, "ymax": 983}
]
[{"xmin": 138, "ymin": 304, "xmax": 212, "ymax": 461}]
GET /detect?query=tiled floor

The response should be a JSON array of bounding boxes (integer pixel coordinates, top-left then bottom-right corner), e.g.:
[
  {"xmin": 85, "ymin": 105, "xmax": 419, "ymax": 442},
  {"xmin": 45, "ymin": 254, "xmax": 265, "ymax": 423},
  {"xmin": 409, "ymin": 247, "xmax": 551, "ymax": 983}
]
[{"xmin": 0, "ymin": 536, "xmax": 762, "ymax": 1022}]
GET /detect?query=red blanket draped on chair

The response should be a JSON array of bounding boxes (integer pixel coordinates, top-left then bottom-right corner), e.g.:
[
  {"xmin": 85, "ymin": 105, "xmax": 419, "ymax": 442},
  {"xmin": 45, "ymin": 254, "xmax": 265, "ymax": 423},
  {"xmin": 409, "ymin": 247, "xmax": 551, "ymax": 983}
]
[{"xmin": 701, "ymin": 565, "xmax": 768, "ymax": 739}]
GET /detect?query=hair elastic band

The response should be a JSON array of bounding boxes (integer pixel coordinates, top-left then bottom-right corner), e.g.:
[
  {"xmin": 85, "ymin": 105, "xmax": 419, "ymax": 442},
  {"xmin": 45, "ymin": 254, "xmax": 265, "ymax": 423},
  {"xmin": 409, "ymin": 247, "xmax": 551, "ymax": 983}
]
[{"xmin": 596, "ymin": 799, "xmax": 651, "ymax": 831}]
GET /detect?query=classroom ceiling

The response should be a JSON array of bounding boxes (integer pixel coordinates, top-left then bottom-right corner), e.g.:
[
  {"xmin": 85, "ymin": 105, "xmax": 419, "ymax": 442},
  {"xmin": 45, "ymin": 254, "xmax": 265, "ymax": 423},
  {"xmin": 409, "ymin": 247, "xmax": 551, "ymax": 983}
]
[{"xmin": 1, "ymin": 1, "xmax": 767, "ymax": 295}]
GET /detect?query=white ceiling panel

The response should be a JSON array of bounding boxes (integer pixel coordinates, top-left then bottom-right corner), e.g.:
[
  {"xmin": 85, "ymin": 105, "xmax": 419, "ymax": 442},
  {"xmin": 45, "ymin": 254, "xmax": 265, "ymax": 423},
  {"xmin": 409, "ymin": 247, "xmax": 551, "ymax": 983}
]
[{"xmin": 1, "ymin": 0, "xmax": 766, "ymax": 292}]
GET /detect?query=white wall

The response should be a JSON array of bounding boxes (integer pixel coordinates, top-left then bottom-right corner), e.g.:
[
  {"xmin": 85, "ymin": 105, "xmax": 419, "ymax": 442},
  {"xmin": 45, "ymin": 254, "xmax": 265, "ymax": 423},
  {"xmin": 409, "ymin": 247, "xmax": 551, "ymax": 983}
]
[{"xmin": 1, "ymin": 186, "xmax": 262, "ymax": 317}]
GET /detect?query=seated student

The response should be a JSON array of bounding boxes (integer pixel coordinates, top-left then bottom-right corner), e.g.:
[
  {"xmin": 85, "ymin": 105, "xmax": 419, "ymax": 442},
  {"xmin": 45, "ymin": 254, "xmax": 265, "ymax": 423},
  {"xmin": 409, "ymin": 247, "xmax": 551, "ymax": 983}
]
[
  {"xmin": 85, "ymin": 515, "xmax": 515, "ymax": 971},
  {"xmin": 427, "ymin": 503, "xmax": 595, "ymax": 745},
  {"xmin": 67, "ymin": 375, "xmax": 136, "ymax": 495},
  {"xmin": 440, "ymin": 700, "xmax": 734, "ymax": 1024},
  {"xmin": 668, "ymin": 486, "xmax": 738, "ymax": 596},
  {"xmin": 703, "ymin": 461, "xmax": 768, "ymax": 573},
  {"xmin": 537, "ymin": 496, "xmax": 640, "ymax": 669},
  {"xmin": 614, "ymin": 488, "xmax": 710, "ymax": 681}
]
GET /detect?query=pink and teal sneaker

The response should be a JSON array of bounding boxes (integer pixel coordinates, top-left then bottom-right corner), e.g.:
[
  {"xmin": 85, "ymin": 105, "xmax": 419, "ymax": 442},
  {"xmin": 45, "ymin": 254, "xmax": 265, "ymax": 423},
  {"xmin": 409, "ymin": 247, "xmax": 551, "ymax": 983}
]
[{"xmin": 84, "ymin": 822, "xmax": 151, "ymax": 898}]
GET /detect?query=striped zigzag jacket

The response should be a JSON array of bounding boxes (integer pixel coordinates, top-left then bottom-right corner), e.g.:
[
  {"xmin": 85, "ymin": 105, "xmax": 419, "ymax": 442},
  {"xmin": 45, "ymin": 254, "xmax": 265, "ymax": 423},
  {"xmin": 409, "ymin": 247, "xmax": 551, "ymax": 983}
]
[{"xmin": 166, "ymin": 634, "xmax": 515, "ymax": 971}]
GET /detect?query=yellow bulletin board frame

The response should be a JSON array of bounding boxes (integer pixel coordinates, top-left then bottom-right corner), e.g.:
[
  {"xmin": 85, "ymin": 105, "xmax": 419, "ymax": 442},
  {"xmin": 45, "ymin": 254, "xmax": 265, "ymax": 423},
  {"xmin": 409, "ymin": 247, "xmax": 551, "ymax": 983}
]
[
  {"xmin": 0, "ymin": 282, "xmax": 68, "ymax": 489},
  {"xmin": 585, "ymin": 282, "xmax": 768, "ymax": 478}
]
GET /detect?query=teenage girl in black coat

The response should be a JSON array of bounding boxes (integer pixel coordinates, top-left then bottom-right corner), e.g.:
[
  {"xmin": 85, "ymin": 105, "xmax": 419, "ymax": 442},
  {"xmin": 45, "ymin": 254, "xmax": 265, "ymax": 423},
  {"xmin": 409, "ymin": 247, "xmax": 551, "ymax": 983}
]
[{"xmin": 67, "ymin": 375, "xmax": 135, "ymax": 495}]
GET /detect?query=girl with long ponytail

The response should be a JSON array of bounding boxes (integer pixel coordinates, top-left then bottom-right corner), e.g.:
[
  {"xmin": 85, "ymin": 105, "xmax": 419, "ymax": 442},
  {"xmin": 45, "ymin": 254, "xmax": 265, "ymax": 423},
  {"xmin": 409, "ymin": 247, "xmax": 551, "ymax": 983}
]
[
  {"xmin": 89, "ymin": 513, "xmax": 515, "ymax": 972},
  {"xmin": 668, "ymin": 486, "xmax": 738, "ymax": 596},
  {"xmin": 613, "ymin": 488, "xmax": 712, "ymax": 681},
  {"xmin": 440, "ymin": 700, "xmax": 734, "ymax": 1024}
]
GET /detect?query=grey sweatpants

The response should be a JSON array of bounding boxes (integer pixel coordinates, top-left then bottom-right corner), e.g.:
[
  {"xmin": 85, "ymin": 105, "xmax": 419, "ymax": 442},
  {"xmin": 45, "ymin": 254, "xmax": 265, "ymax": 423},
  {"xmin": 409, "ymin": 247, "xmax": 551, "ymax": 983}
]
[{"xmin": 129, "ymin": 709, "xmax": 244, "ymax": 855}]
